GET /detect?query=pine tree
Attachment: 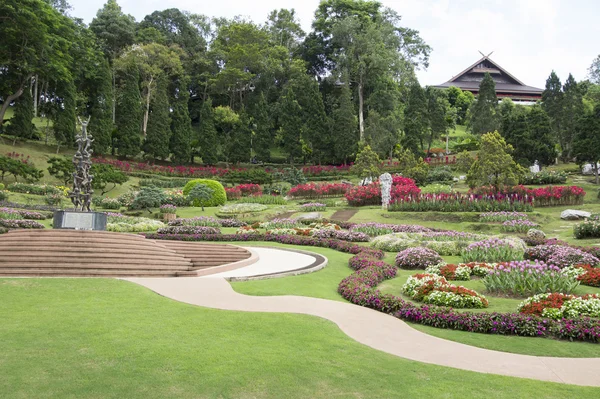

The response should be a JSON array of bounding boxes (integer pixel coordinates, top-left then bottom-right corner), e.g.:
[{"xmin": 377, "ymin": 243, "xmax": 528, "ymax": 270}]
[
  {"xmin": 248, "ymin": 93, "xmax": 271, "ymax": 162},
  {"xmin": 279, "ymin": 86, "xmax": 303, "ymax": 164},
  {"xmin": 561, "ymin": 73, "xmax": 584, "ymax": 159},
  {"xmin": 169, "ymin": 85, "xmax": 193, "ymax": 164},
  {"xmin": 116, "ymin": 64, "xmax": 142, "ymax": 157},
  {"xmin": 541, "ymin": 71, "xmax": 563, "ymax": 151},
  {"xmin": 53, "ymin": 78, "xmax": 77, "ymax": 147},
  {"xmin": 228, "ymin": 110, "xmax": 251, "ymax": 163},
  {"xmin": 198, "ymin": 98, "xmax": 218, "ymax": 165},
  {"xmin": 88, "ymin": 58, "xmax": 113, "ymax": 155},
  {"xmin": 402, "ymin": 82, "xmax": 428, "ymax": 154},
  {"xmin": 573, "ymin": 105, "xmax": 600, "ymax": 184},
  {"xmin": 333, "ymin": 85, "xmax": 358, "ymax": 164},
  {"xmin": 143, "ymin": 75, "xmax": 171, "ymax": 160},
  {"xmin": 5, "ymin": 85, "xmax": 35, "ymax": 142},
  {"xmin": 468, "ymin": 72, "xmax": 499, "ymax": 135},
  {"xmin": 527, "ymin": 105, "xmax": 557, "ymax": 167},
  {"xmin": 301, "ymin": 80, "xmax": 329, "ymax": 164}
]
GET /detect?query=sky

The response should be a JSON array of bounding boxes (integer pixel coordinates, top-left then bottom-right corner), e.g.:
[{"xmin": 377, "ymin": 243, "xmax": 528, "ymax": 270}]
[{"xmin": 69, "ymin": 0, "xmax": 600, "ymax": 89}]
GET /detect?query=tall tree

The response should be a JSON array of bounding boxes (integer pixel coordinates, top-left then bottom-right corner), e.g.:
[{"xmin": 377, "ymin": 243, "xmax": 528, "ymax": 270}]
[
  {"xmin": 266, "ymin": 9, "xmax": 305, "ymax": 52},
  {"xmin": 88, "ymin": 58, "xmax": 113, "ymax": 154},
  {"xmin": 52, "ymin": 78, "xmax": 77, "ymax": 147},
  {"xmin": 425, "ymin": 87, "xmax": 449, "ymax": 153},
  {"xmin": 279, "ymin": 86, "xmax": 303, "ymax": 164},
  {"xmin": 248, "ymin": 93, "xmax": 272, "ymax": 162},
  {"xmin": 89, "ymin": 0, "xmax": 136, "ymax": 122},
  {"xmin": 527, "ymin": 105, "xmax": 557, "ymax": 167},
  {"xmin": 573, "ymin": 105, "xmax": 600, "ymax": 184},
  {"xmin": 468, "ymin": 72, "xmax": 499, "ymax": 135},
  {"xmin": 0, "ymin": 0, "xmax": 75, "ymax": 127},
  {"xmin": 197, "ymin": 98, "xmax": 218, "ymax": 165},
  {"xmin": 143, "ymin": 76, "xmax": 171, "ymax": 160},
  {"xmin": 541, "ymin": 71, "xmax": 563, "ymax": 153},
  {"xmin": 169, "ymin": 81, "xmax": 193, "ymax": 164},
  {"xmin": 561, "ymin": 73, "xmax": 584, "ymax": 159},
  {"xmin": 332, "ymin": 85, "xmax": 358, "ymax": 164},
  {"xmin": 228, "ymin": 111, "xmax": 252, "ymax": 163},
  {"xmin": 5, "ymin": 86, "xmax": 36, "ymax": 142},
  {"xmin": 402, "ymin": 82, "xmax": 428, "ymax": 154},
  {"xmin": 589, "ymin": 55, "xmax": 600, "ymax": 84},
  {"xmin": 115, "ymin": 64, "xmax": 142, "ymax": 157}
]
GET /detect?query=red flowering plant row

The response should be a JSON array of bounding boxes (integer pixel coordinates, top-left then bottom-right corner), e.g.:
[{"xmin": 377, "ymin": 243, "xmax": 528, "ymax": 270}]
[
  {"xmin": 288, "ymin": 182, "xmax": 350, "ymax": 199},
  {"xmin": 225, "ymin": 183, "xmax": 262, "ymax": 200},
  {"xmin": 144, "ymin": 232, "xmax": 600, "ymax": 342},
  {"xmin": 389, "ymin": 192, "xmax": 534, "ymax": 212},
  {"xmin": 345, "ymin": 177, "xmax": 420, "ymax": 207},
  {"xmin": 469, "ymin": 185, "xmax": 586, "ymax": 207}
]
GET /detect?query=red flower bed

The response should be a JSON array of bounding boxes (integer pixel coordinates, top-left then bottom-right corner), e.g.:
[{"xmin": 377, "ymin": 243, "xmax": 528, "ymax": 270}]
[
  {"xmin": 237, "ymin": 183, "xmax": 262, "ymax": 196},
  {"xmin": 519, "ymin": 293, "xmax": 570, "ymax": 316},
  {"xmin": 288, "ymin": 182, "xmax": 349, "ymax": 199},
  {"xmin": 577, "ymin": 265, "xmax": 600, "ymax": 287},
  {"xmin": 225, "ymin": 186, "xmax": 242, "ymax": 200},
  {"xmin": 345, "ymin": 177, "xmax": 420, "ymax": 206},
  {"xmin": 469, "ymin": 185, "xmax": 585, "ymax": 207}
]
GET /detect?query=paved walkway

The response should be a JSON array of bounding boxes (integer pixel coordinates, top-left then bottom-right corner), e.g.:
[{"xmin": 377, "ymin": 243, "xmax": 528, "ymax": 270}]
[
  {"xmin": 202, "ymin": 247, "xmax": 318, "ymax": 279},
  {"xmin": 124, "ymin": 276, "xmax": 600, "ymax": 387}
]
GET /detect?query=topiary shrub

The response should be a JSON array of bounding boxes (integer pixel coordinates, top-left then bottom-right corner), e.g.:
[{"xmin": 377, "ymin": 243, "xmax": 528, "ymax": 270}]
[
  {"xmin": 0, "ymin": 191, "xmax": 7, "ymax": 202},
  {"xmin": 130, "ymin": 186, "xmax": 166, "ymax": 211},
  {"xmin": 183, "ymin": 179, "xmax": 226, "ymax": 207}
]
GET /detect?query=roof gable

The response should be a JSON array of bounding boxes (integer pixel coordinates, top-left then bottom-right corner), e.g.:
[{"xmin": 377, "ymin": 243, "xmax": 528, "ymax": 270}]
[{"xmin": 444, "ymin": 55, "xmax": 527, "ymax": 87}]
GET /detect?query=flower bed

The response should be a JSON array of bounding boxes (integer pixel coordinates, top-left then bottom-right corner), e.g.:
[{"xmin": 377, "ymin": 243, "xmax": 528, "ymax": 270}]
[
  {"xmin": 225, "ymin": 186, "xmax": 242, "ymax": 200},
  {"xmin": 525, "ymin": 245, "xmax": 600, "ymax": 268},
  {"xmin": 425, "ymin": 262, "xmax": 497, "ymax": 280},
  {"xmin": 169, "ymin": 216, "xmax": 221, "ymax": 227},
  {"xmin": 482, "ymin": 260, "xmax": 580, "ymax": 297},
  {"xmin": 371, "ymin": 231, "xmax": 484, "ymax": 256},
  {"xmin": 216, "ymin": 203, "xmax": 268, "ymax": 216},
  {"xmin": 0, "ymin": 219, "xmax": 44, "ymax": 229},
  {"xmin": 259, "ymin": 219, "xmax": 300, "ymax": 229},
  {"xmin": 461, "ymin": 238, "xmax": 526, "ymax": 263},
  {"xmin": 159, "ymin": 204, "xmax": 177, "ymax": 214},
  {"xmin": 518, "ymin": 293, "xmax": 600, "ymax": 319},
  {"xmin": 401, "ymin": 274, "xmax": 488, "ymax": 308},
  {"xmin": 6, "ymin": 182, "xmax": 62, "ymax": 196},
  {"xmin": 156, "ymin": 226, "xmax": 220, "ymax": 235},
  {"xmin": 288, "ymin": 183, "xmax": 349, "ymax": 199},
  {"xmin": 500, "ymin": 219, "xmax": 539, "ymax": 233},
  {"xmin": 574, "ymin": 218, "xmax": 600, "ymax": 239},
  {"xmin": 345, "ymin": 180, "xmax": 420, "ymax": 207},
  {"xmin": 0, "ymin": 208, "xmax": 47, "ymax": 220},
  {"xmin": 350, "ymin": 223, "xmax": 431, "ymax": 237},
  {"xmin": 106, "ymin": 215, "xmax": 165, "ymax": 232},
  {"xmin": 299, "ymin": 202, "xmax": 326, "ymax": 212},
  {"xmin": 395, "ymin": 247, "xmax": 443, "ymax": 269},
  {"xmin": 311, "ymin": 229, "xmax": 369, "ymax": 242},
  {"xmin": 575, "ymin": 265, "xmax": 600, "ymax": 287},
  {"xmin": 470, "ymin": 185, "xmax": 585, "ymax": 207},
  {"xmin": 479, "ymin": 211, "xmax": 529, "ymax": 222},
  {"xmin": 521, "ymin": 171, "xmax": 567, "ymax": 185},
  {"xmin": 389, "ymin": 192, "xmax": 533, "ymax": 212},
  {"xmin": 143, "ymin": 232, "xmax": 600, "ymax": 342}
]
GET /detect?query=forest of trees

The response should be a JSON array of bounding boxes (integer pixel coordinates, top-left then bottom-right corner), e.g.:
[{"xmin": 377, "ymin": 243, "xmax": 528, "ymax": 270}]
[{"xmin": 1, "ymin": 0, "xmax": 599, "ymax": 167}]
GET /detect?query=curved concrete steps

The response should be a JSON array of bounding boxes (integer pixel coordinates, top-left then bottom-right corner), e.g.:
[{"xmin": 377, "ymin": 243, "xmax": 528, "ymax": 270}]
[{"xmin": 0, "ymin": 230, "xmax": 253, "ymax": 277}]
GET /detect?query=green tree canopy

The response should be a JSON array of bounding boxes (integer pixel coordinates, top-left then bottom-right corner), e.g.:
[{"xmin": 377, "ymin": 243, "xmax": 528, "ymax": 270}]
[{"xmin": 468, "ymin": 72, "xmax": 499, "ymax": 135}]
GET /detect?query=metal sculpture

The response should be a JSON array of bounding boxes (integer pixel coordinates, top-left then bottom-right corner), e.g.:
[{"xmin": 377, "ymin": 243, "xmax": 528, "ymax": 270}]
[{"xmin": 70, "ymin": 118, "xmax": 94, "ymax": 212}]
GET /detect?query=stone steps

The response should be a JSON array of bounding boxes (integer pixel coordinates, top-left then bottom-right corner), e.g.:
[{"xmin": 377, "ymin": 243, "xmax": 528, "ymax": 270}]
[{"xmin": 0, "ymin": 229, "xmax": 253, "ymax": 277}]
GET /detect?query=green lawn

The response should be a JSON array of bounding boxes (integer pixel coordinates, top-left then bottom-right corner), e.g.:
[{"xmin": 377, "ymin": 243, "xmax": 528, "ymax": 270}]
[{"xmin": 1, "ymin": 278, "xmax": 598, "ymax": 399}]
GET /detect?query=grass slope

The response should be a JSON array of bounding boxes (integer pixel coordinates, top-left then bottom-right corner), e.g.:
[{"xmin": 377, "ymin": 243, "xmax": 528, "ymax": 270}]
[{"xmin": 1, "ymin": 278, "xmax": 598, "ymax": 399}]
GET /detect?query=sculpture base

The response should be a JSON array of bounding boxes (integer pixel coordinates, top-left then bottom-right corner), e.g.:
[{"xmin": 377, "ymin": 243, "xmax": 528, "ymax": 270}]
[{"xmin": 53, "ymin": 211, "xmax": 107, "ymax": 231}]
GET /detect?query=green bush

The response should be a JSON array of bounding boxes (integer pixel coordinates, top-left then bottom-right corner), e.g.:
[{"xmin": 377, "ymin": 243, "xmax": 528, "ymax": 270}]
[
  {"xmin": 183, "ymin": 179, "xmax": 226, "ymax": 207},
  {"xmin": 0, "ymin": 183, "xmax": 4, "ymax": 190},
  {"xmin": 139, "ymin": 178, "xmax": 188, "ymax": 188},
  {"xmin": 130, "ymin": 186, "xmax": 166, "ymax": 210},
  {"xmin": 7, "ymin": 182, "xmax": 61, "ymax": 196},
  {"xmin": 426, "ymin": 167, "xmax": 454, "ymax": 183},
  {"xmin": 272, "ymin": 167, "xmax": 306, "ymax": 185},
  {"xmin": 0, "ymin": 191, "xmax": 7, "ymax": 201}
]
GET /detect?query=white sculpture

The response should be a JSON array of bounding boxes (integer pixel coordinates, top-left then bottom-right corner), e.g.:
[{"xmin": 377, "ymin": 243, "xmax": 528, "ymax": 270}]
[
  {"xmin": 380, "ymin": 173, "xmax": 393, "ymax": 209},
  {"xmin": 529, "ymin": 160, "xmax": 540, "ymax": 174}
]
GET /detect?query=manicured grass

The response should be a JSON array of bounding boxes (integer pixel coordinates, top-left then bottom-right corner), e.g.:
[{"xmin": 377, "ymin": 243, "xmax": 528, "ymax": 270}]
[
  {"xmin": 408, "ymin": 323, "xmax": 600, "ymax": 358},
  {"xmin": 1, "ymin": 278, "xmax": 599, "ymax": 398},
  {"xmin": 230, "ymin": 242, "xmax": 354, "ymax": 301}
]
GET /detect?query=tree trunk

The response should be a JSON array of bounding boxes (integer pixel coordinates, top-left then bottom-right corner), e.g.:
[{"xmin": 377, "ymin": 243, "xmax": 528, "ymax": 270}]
[
  {"xmin": 112, "ymin": 67, "xmax": 116, "ymax": 123},
  {"xmin": 595, "ymin": 164, "xmax": 599, "ymax": 185},
  {"xmin": 358, "ymin": 81, "xmax": 364, "ymax": 142},
  {"xmin": 33, "ymin": 75, "xmax": 38, "ymax": 118},
  {"xmin": 142, "ymin": 76, "xmax": 154, "ymax": 138},
  {"xmin": 0, "ymin": 85, "xmax": 27, "ymax": 127}
]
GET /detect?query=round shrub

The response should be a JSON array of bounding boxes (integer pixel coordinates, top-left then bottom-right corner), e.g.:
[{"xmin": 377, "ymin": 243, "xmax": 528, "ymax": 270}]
[
  {"xmin": 183, "ymin": 179, "xmax": 226, "ymax": 207},
  {"xmin": 0, "ymin": 190, "xmax": 7, "ymax": 201},
  {"xmin": 395, "ymin": 247, "xmax": 443, "ymax": 269}
]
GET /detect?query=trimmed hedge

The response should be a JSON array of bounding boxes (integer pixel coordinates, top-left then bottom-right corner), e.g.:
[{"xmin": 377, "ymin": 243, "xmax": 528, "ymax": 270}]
[{"xmin": 182, "ymin": 179, "xmax": 226, "ymax": 207}]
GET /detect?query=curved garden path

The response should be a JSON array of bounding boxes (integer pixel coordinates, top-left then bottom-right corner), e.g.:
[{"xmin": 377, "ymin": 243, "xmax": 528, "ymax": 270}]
[{"xmin": 124, "ymin": 276, "xmax": 600, "ymax": 387}]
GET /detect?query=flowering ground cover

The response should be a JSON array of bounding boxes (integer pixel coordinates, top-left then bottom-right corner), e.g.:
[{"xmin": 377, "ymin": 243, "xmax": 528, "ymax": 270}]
[
  {"xmin": 479, "ymin": 211, "xmax": 529, "ymax": 222},
  {"xmin": 500, "ymin": 219, "xmax": 539, "ymax": 233},
  {"xmin": 518, "ymin": 293, "xmax": 600, "ymax": 319},
  {"xmin": 401, "ymin": 273, "xmax": 489, "ymax": 309},
  {"xmin": 371, "ymin": 231, "xmax": 486, "ymax": 255},
  {"xmin": 288, "ymin": 183, "xmax": 349, "ymax": 199},
  {"xmin": 461, "ymin": 238, "xmax": 526, "ymax": 263}
]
